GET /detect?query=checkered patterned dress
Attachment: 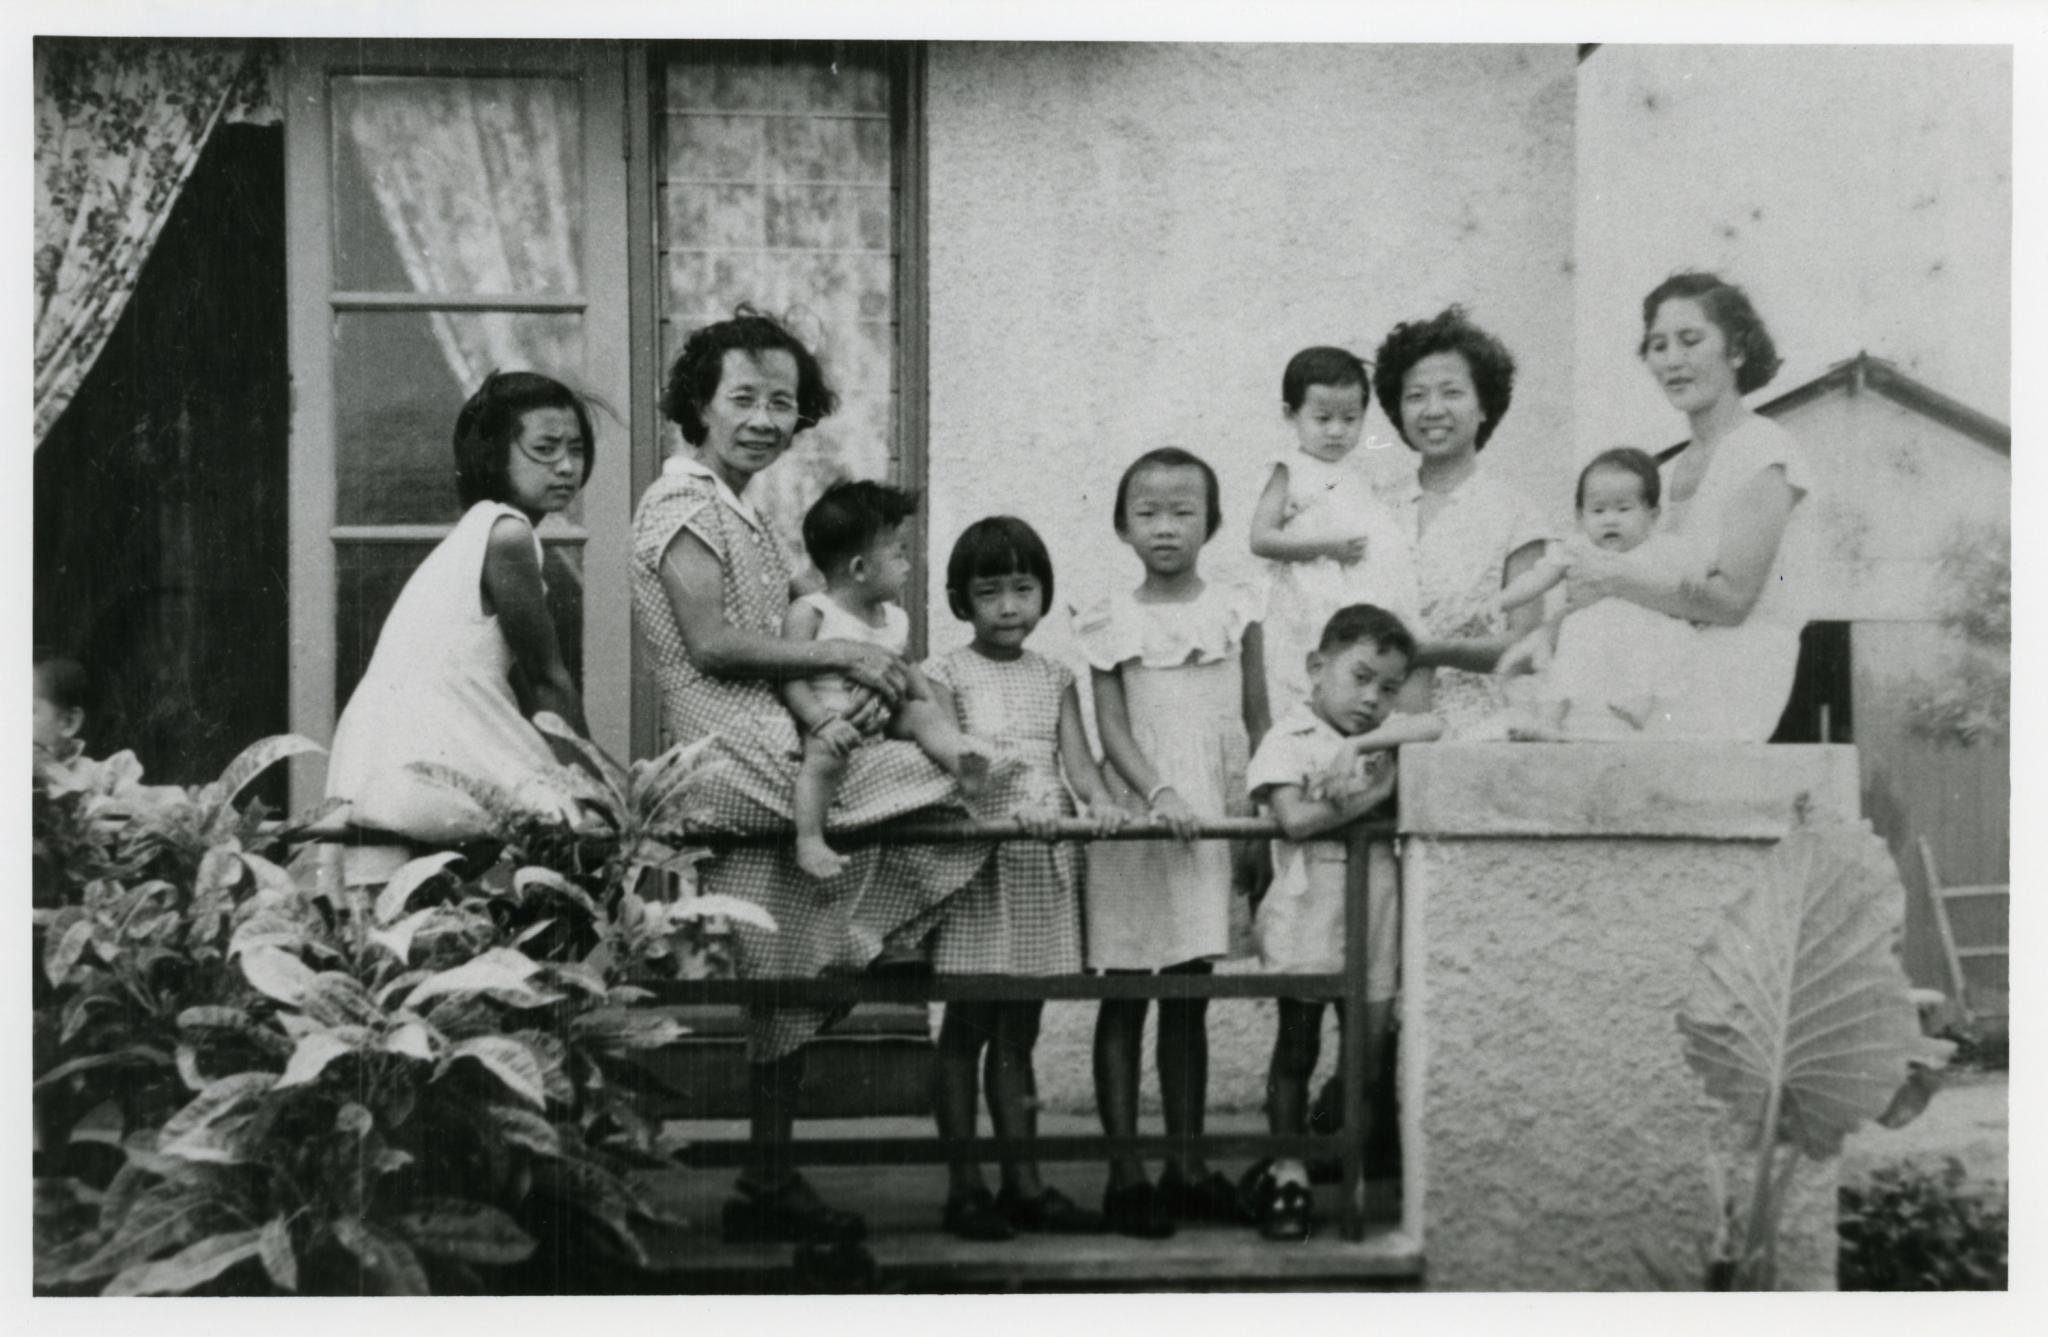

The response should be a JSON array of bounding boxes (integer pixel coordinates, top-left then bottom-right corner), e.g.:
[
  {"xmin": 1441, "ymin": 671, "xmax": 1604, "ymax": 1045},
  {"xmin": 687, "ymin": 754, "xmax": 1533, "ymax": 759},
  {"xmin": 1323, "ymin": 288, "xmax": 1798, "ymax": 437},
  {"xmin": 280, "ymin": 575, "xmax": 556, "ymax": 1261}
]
[
  {"xmin": 630, "ymin": 462, "xmax": 992, "ymax": 1061},
  {"xmin": 925, "ymin": 648, "xmax": 1085, "ymax": 976}
]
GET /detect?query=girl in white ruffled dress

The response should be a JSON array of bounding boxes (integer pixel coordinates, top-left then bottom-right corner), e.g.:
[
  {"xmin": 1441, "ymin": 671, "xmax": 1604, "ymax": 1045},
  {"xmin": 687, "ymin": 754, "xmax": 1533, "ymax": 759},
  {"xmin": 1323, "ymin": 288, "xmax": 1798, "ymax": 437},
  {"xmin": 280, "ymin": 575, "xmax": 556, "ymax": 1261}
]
[{"xmin": 1073, "ymin": 447, "xmax": 1270, "ymax": 1237}]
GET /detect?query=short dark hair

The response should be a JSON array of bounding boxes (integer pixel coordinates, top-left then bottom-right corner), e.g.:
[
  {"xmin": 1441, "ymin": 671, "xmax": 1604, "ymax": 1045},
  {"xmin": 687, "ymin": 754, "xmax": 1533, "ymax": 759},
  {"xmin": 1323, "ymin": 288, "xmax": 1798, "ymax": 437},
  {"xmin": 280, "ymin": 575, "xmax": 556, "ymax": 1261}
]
[
  {"xmin": 661, "ymin": 305, "xmax": 838, "ymax": 445},
  {"xmin": 802, "ymin": 479, "xmax": 919, "ymax": 574},
  {"xmin": 452, "ymin": 370, "xmax": 598, "ymax": 509},
  {"xmin": 1282, "ymin": 346, "xmax": 1371, "ymax": 415},
  {"xmin": 1317, "ymin": 604, "xmax": 1418, "ymax": 665},
  {"xmin": 945, "ymin": 516, "xmax": 1056, "ymax": 621},
  {"xmin": 1112, "ymin": 447, "xmax": 1223, "ymax": 539},
  {"xmin": 1576, "ymin": 447, "xmax": 1663, "ymax": 510},
  {"xmin": 1371, "ymin": 306, "xmax": 1518, "ymax": 451},
  {"xmin": 33, "ymin": 647, "xmax": 90, "ymax": 714},
  {"xmin": 1637, "ymin": 271, "xmax": 1783, "ymax": 395}
]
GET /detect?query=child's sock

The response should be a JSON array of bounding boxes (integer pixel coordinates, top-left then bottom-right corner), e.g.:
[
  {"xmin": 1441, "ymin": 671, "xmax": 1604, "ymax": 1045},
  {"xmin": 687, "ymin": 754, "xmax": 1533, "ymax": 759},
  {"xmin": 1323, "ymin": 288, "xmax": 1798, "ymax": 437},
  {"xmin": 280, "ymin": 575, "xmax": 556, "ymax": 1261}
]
[{"xmin": 1271, "ymin": 1158, "xmax": 1310, "ymax": 1189}]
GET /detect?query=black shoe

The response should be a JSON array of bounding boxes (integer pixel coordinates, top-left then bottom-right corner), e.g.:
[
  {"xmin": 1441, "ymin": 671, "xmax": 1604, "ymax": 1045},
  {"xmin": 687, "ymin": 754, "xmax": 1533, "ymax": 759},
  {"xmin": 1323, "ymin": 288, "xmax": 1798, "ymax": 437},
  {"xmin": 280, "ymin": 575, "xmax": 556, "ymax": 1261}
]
[
  {"xmin": 722, "ymin": 1172, "xmax": 867, "ymax": 1245},
  {"xmin": 1102, "ymin": 1179, "xmax": 1177, "ymax": 1239},
  {"xmin": 1157, "ymin": 1164, "xmax": 1249, "ymax": 1224},
  {"xmin": 942, "ymin": 1186, "xmax": 1017, "ymax": 1241},
  {"xmin": 1248, "ymin": 1172, "xmax": 1314, "ymax": 1243},
  {"xmin": 997, "ymin": 1184, "xmax": 1105, "ymax": 1233}
]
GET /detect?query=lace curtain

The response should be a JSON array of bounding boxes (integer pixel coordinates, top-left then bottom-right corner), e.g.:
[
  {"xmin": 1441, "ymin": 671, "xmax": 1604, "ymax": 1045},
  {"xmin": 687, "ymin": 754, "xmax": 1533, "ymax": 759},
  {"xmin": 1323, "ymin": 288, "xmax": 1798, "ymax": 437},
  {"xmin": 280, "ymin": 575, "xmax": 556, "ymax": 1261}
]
[
  {"xmin": 336, "ymin": 75, "xmax": 584, "ymax": 392},
  {"xmin": 33, "ymin": 39, "xmax": 273, "ymax": 447}
]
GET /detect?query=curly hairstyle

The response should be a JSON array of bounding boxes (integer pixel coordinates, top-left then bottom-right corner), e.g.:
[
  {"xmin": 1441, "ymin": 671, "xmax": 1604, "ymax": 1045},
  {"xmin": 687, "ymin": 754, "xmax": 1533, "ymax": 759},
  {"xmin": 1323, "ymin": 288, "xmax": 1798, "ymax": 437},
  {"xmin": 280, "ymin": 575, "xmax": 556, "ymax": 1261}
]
[
  {"xmin": 945, "ymin": 515, "xmax": 1056, "ymax": 621},
  {"xmin": 453, "ymin": 371, "xmax": 597, "ymax": 509},
  {"xmin": 1637, "ymin": 271, "xmax": 1782, "ymax": 395},
  {"xmin": 1370, "ymin": 306, "xmax": 1518, "ymax": 452},
  {"xmin": 660, "ymin": 305, "xmax": 839, "ymax": 445},
  {"xmin": 1111, "ymin": 446, "xmax": 1223, "ymax": 539}
]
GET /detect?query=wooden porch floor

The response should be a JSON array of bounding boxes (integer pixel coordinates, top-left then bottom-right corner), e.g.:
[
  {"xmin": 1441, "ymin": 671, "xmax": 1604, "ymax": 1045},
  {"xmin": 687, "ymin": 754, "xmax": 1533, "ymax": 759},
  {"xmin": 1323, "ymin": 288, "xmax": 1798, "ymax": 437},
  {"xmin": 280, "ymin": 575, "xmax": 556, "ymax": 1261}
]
[{"xmin": 631, "ymin": 1112, "xmax": 1422, "ymax": 1292}]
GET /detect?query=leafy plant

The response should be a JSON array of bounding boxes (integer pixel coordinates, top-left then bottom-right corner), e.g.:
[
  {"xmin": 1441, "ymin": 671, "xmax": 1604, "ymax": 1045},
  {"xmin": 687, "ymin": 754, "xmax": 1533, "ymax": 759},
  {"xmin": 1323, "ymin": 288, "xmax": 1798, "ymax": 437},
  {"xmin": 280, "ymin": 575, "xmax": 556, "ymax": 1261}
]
[
  {"xmin": 33, "ymin": 725, "xmax": 762, "ymax": 1294},
  {"xmin": 1675, "ymin": 814, "xmax": 1954, "ymax": 1290},
  {"xmin": 1839, "ymin": 1158, "xmax": 2007, "ymax": 1290},
  {"xmin": 1905, "ymin": 524, "xmax": 2009, "ymax": 746}
]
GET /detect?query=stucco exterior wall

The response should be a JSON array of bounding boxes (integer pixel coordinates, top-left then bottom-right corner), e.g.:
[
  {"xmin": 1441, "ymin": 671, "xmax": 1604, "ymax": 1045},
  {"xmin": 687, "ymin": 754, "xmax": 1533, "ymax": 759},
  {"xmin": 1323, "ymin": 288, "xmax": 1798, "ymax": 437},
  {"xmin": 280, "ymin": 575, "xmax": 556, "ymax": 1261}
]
[
  {"xmin": 1401, "ymin": 743, "xmax": 1860, "ymax": 1291},
  {"xmin": 921, "ymin": 44, "xmax": 1579, "ymax": 1112},
  {"xmin": 1572, "ymin": 45, "xmax": 2011, "ymax": 458}
]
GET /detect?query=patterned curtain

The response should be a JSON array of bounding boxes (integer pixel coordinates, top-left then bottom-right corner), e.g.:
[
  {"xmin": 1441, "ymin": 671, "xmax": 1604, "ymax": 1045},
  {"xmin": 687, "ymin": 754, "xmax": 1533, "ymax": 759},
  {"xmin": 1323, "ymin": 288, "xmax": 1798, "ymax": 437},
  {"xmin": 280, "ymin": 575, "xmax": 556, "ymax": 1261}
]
[{"xmin": 33, "ymin": 39, "xmax": 270, "ymax": 447}]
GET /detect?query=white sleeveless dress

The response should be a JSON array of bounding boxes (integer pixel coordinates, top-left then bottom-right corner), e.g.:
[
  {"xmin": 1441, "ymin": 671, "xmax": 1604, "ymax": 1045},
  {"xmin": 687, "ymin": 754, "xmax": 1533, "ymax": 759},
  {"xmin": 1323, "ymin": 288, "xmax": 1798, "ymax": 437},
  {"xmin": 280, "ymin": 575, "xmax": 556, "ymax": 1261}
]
[{"xmin": 326, "ymin": 501, "xmax": 565, "ymax": 840}]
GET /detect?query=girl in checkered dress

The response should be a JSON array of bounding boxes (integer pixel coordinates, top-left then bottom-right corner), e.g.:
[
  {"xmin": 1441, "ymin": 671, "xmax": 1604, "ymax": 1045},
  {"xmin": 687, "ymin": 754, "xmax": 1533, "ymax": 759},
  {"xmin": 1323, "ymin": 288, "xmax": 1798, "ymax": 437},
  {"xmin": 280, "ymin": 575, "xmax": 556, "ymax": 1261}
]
[{"xmin": 922, "ymin": 517, "xmax": 1127, "ymax": 1240}]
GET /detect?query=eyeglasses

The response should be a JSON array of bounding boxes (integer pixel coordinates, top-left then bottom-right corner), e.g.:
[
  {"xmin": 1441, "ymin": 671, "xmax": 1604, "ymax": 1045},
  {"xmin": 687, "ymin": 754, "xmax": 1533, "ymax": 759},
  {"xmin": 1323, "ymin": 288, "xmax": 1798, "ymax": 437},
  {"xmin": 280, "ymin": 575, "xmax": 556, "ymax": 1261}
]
[
  {"xmin": 515, "ymin": 436, "xmax": 588, "ymax": 466},
  {"xmin": 720, "ymin": 391, "xmax": 805, "ymax": 422}
]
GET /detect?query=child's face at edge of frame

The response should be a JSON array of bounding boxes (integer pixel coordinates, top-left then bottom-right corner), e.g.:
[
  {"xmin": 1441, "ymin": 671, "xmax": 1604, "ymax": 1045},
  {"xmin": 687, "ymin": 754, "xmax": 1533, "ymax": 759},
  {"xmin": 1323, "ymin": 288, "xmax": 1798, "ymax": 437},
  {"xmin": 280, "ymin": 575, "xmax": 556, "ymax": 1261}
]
[
  {"xmin": 1577, "ymin": 466, "xmax": 1658, "ymax": 552},
  {"xmin": 33, "ymin": 671, "xmax": 83, "ymax": 752},
  {"xmin": 504, "ymin": 406, "xmax": 587, "ymax": 519},
  {"xmin": 1306, "ymin": 639, "xmax": 1410, "ymax": 737},
  {"xmin": 1287, "ymin": 380, "xmax": 1368, "ymax": 464},
  {"xmin": 962, "ymin": 569, "xmax": 1047, "ymax": 653},
  {"xmin": 1119, "ymin": 464, "xmax": 1211, "ymax": 577}
]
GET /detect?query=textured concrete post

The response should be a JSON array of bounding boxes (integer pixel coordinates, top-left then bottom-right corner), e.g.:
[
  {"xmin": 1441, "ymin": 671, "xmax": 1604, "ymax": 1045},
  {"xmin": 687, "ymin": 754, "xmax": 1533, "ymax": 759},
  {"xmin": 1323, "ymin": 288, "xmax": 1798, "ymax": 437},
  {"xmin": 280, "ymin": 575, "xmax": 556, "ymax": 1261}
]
[{"xmin": 1400, "ymin": 743, "xmax": 1862, "ymax": 1291}]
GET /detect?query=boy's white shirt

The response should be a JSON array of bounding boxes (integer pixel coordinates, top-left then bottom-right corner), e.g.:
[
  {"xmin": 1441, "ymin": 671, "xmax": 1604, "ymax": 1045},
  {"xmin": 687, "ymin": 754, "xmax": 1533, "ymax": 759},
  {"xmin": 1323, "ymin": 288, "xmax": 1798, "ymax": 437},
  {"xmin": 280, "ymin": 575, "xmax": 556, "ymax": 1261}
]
[{"xmin": 1247, "ymin": 707, "xmax": 1383, "ymax": 899}]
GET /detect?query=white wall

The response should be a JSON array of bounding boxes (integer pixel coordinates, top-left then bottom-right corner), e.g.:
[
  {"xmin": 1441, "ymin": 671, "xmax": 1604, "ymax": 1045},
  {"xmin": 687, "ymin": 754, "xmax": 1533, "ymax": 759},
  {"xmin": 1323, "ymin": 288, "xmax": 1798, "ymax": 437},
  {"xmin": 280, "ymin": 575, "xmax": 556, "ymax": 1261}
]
[
  {"xmin": 924, "ymin": 42, "xmax": 1581, "ymax": 666},
  {"xmin": 1572, "ymin": 45, "xmax": 2011, "ymax": 461}
]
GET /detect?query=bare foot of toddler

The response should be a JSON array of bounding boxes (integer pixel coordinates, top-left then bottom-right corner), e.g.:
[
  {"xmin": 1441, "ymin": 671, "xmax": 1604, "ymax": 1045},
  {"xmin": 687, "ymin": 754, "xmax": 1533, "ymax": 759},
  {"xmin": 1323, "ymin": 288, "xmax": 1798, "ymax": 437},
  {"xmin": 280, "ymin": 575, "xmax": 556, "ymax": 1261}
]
[{"xmin": 796, "ymin": 835, "xmax": 849, "ymax": 881}]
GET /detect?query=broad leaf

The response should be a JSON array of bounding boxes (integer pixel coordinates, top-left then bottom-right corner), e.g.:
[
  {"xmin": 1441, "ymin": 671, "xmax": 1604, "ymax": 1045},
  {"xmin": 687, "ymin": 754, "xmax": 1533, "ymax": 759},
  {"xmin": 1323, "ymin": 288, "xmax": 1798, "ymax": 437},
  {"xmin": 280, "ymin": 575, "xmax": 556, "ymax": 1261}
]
[
  {"xmin": 1677, "ymin": 821, "xmax": 1955, "ymax": 1158},
  {"xmin": 104, "ymin": 1228, "xmax": 265, "ymax": 1296},
  {"xmin": 374, "ymin": 851, "xmax": 464, "ymax": 924},
  {"xmin": 333, "ymin": 1219, "xmax": 431, "ymax": 1295},
  {"xmin": 46, "ymin": 918, "xmax": 95, "ymax": 986},
  {"xmin": 240, "ymin": 945, "xmax": 317, "ymax": 1005},
  {"xmin": 258, "ymin": 1215, "xmax": 297, "ymax": 1292},
  {"xmin": 239, "ymin": 851, "xmax": 298, "ymax": 899},
  {"xmin": 157, "ymin": 1072, "xmax": 275, "ymax": 1163},
  {"xmin": 274, "ymin": 1032, "xmax": 355, "ymax": 1090},
  {"xmin": 446, "ymin": 1035, "xmax": 547, "ymax": 1107},
  {"xmin": 382, "ymin": 1021, "xmax": 437, "ymax": 1062},
  {"xmin": 514, "ymin": 865, "xmax": 601, "ymax": 919},
  {"xmin": 671, "ymin": 892, "xmax": 778, "ymax": 931},
  {"xmin": 392, "ymin": 1200, "xmax": 537, "ymax": 1264},
  {"xmin": 532, "ymin": 710, "xmax": 631, "ymax": 798},
  {"xmin": 481, "ymin": 1103, "xmax": 561, "ymax": 1156},
  {"xmin": 301, "ymin": 972, "xmax": 382, "ymax": 1029},
  {"xmin": 216, "ymin": 735, "xmax": 325, "ymax": 807},
  {"xmin": 406, "ymin": 946, "xmax": 550, "ymax": 1007},
  {"xmin": 571, "ymin": 1007, "xmax": 688, "ymax": 1051},
  {"xmin": 369, "ymin": 908, "xmax": 438, "ymax": 964},
  {"xmin": 35, "ymin": 1045, "xmax": 172, "ymax": 1089}
]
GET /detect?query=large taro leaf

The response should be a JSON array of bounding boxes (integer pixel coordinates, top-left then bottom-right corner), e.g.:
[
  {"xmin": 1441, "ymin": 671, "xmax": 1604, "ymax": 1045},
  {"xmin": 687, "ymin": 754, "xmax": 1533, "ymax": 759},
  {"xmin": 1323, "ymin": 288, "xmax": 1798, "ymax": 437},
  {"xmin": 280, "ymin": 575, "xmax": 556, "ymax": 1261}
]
[{"xmin": 1677, "ymin": 820, "xmax": 1953, "ymax": 1158}]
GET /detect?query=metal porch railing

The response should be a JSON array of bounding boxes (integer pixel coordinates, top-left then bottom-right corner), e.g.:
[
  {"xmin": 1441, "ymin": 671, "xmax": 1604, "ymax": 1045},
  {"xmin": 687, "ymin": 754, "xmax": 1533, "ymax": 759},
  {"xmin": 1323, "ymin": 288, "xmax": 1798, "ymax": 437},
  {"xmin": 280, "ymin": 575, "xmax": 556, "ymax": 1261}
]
[{"xmin": 643, "ymin": 815, "xmax": 1398, "ymax": 1244}]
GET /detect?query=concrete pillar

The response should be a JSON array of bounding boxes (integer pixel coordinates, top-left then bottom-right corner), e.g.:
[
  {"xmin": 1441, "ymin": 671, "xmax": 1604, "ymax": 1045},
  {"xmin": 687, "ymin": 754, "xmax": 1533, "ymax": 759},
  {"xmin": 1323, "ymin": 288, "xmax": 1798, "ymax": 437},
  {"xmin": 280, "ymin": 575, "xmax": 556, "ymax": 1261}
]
[{"xmin": 1400, "ymin": 743, "xmax": 1862, "ymax": 1291}]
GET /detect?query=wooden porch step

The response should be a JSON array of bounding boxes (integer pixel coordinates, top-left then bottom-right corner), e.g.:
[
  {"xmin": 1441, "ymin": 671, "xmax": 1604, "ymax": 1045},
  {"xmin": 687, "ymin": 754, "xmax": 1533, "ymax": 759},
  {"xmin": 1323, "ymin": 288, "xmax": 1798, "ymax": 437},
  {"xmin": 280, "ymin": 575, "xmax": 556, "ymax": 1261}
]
[{"xmin": 629, "ymin": 1115, "xmax": 1421, "ymax": 1292}]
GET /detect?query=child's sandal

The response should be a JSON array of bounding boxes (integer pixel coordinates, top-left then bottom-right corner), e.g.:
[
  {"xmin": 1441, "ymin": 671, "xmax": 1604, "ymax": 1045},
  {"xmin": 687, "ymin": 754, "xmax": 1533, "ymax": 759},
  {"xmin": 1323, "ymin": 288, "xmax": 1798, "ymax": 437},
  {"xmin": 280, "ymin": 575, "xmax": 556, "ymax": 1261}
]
[
  {"xmin": 997, "ymin": 1184, "xmax": 1105, "ymax": 1234},
  {"xmin": 1101, "ymin": 1179, "xmax": 1176, "ymax": 1239},
  {"xmin": 942, "ymin": 1186, "xmax": 1017, "ymax": 1242},
  {"xmin": 1250, "ymin": 1173, "xmax": 1314, "ymax": 1243}
]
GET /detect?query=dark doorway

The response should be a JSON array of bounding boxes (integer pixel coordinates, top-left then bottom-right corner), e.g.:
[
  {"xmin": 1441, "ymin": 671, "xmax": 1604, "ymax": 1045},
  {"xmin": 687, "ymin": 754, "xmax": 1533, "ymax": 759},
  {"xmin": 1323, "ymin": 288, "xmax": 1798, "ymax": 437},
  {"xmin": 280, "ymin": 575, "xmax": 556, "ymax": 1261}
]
[
  {"xmin": 34, "ymin": 123, "xmax": 289, "ymax": 786},
  {"xmin": 1771, "ymin": 620, "xmax": 1854, "ymax": 744}
]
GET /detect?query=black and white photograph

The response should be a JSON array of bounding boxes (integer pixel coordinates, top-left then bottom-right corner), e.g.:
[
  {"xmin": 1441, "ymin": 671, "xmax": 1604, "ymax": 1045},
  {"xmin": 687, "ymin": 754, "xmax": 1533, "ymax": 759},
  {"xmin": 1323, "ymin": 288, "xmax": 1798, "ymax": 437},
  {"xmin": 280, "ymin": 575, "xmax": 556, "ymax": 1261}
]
[{"xmin": 20, "ymin": 0, "xmax": 2027, "ymax": 1313}]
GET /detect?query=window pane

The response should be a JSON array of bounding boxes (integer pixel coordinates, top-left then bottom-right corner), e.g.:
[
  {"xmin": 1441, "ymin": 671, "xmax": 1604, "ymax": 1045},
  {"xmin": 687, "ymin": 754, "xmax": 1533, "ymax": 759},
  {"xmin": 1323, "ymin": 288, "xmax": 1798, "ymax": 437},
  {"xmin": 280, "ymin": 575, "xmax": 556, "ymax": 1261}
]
[
  {"xmin": 336, "ymin": 539, "xmax": 583, "ymax": 712},
  {"xmin": 334, "ymin": 310, "xmax": 586, "ymax": 525},
  {"xmin": 662, "ymin": 46, "xmax": 896, "ymax": 553},
  {"xmin": 331, "ymin": 74, "xmax": 584, "ymax": 295}
]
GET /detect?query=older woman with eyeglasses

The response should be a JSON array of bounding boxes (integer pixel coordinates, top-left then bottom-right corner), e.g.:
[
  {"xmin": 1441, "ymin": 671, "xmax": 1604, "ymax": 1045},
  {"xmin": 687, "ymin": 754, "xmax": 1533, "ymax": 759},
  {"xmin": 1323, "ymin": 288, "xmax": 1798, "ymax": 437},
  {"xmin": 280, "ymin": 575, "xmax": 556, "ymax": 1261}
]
[{"xmin": 631, "ymin": 307, "xmax": 991, "ymax": 1247}]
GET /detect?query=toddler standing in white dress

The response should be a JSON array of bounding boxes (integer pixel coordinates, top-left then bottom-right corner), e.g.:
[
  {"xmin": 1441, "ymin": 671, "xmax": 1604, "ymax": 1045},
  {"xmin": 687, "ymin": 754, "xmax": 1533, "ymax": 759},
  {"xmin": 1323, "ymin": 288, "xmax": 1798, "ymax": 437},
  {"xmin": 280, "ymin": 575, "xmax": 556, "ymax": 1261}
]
[{"xmin": 1250, "ymin": 346, "xmax": 1420, "ymax": 718}]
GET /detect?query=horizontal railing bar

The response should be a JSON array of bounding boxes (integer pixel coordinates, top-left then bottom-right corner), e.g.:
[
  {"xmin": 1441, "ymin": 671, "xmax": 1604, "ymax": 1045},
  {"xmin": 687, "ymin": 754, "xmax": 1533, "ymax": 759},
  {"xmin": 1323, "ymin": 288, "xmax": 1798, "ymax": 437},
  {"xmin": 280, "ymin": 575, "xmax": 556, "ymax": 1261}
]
[
  {"xmin": 644, "ymin": 972, "xmax": 1348, "ymax": 1006},
  {"xmin": 693, "ymin": 815, "xmax": 1392, "ymax": 849},
  {"xmin": 670, "ymin": 1132, "xmax": 1348, "ymax": 1168}
]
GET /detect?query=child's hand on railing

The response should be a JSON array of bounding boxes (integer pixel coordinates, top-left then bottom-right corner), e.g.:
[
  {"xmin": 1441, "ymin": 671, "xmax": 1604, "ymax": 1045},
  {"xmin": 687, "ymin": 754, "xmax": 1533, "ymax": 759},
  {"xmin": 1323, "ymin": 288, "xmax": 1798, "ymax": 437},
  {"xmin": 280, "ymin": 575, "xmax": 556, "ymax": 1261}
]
[
  {"xmin": 1148, "ymin": 786, "xmax": 1202, "ymax": 841},
  {"xmin": 1079, "ymin": 798, "xmax": 1130, "ymax": 837},
  {"xmin": 1014, "ymin": 799, "xmax": 1065, "ymax": 842}
]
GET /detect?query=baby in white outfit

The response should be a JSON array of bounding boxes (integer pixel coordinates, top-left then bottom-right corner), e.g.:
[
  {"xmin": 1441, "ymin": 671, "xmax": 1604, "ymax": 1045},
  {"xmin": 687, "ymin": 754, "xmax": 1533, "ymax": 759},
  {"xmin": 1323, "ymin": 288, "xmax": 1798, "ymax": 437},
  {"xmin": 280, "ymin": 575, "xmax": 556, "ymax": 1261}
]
[{"xmin": 1493, "ymin": 447, "xmax": 1696, "ymax": 740}]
